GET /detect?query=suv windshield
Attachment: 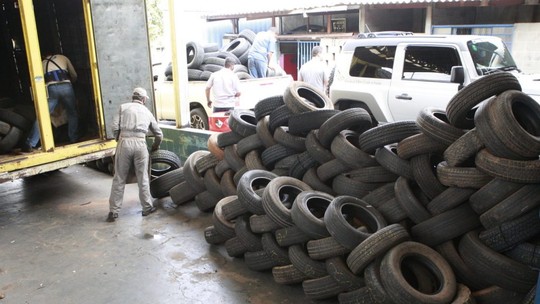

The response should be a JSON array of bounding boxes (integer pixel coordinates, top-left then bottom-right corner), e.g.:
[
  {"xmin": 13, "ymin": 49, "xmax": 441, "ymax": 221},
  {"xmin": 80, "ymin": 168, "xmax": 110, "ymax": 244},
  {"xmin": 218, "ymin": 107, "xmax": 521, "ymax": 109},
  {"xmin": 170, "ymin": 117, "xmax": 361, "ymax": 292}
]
[{"xmin": 467, "ymin": 38, "xmax": 518, "ymax": 76}]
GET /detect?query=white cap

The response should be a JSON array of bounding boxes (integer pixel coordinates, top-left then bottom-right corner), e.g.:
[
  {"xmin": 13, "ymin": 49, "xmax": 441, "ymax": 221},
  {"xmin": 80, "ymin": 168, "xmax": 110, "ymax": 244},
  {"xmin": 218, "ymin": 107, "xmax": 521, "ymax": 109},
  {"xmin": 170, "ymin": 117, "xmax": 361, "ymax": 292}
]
[{"xmin": 133, "ymin": 87, "xmax": 149, "ymax": 98}]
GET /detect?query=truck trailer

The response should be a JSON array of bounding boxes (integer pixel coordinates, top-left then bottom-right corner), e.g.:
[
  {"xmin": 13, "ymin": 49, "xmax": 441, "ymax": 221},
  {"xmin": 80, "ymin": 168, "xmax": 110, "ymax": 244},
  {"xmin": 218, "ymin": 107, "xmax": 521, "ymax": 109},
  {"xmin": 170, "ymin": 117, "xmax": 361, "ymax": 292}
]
[{"xmin": 0, "ymin": 0, "xmax": 155, "ymax": 182}]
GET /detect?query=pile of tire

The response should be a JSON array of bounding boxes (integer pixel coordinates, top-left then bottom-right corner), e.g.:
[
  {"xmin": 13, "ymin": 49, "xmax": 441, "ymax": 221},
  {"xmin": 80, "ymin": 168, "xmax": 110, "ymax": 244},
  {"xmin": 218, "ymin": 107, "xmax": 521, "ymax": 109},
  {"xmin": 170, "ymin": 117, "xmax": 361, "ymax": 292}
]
[
  {"xmin": 180, "ymin": 29, "xmax": 256, "ymax": 82},
  {"xmin": 0, "ymin": 97, "xmax": 36, "ymax": 154},
  {"xmin": 150, "ymin": 72, "xmax": 539, "ymax": 304}
]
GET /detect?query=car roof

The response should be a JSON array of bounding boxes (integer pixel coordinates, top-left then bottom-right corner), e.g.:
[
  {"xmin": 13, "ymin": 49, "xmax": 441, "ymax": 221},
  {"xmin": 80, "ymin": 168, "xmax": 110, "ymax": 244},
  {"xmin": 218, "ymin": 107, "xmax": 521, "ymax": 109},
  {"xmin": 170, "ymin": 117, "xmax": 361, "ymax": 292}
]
[{"xmin": 341, "ymin": 34, "xmax": 499, "ymax": 52}]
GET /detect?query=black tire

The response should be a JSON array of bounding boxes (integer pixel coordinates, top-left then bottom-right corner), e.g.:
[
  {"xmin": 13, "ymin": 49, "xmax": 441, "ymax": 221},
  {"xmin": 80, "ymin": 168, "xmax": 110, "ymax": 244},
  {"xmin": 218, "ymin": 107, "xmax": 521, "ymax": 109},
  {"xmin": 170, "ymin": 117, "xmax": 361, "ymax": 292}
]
[
  {"xmin": 324, "ymin": 196, "xmax": 387, "ymax": 250},
  {"xmin": 416, "ymin": 107, "xmax": 465, "ymax": 146},
  {"xmin": 274, "ymin": 226, "xmax": 312, "ymax": 247},
  {"xmin": 288, "ymin": 244, "xmax": 327, "ymax": 279},
  {"xmin": 331, "ymin": 130, "xmax": 377, "ymax": 169},
  {"xmin": 358, "ymin": 120, "xmax": 421, "ymax": 154},
  {"xmin": 475, "ymin": 149, "xmax": 540, "ymax": 183},
  {"xmin": 436, "ymin": 161, "xmax": 493, "ymax": 189},
  {"xmin": 228, "ymin": 109, "xmax": 257, "ymax": 137},
  {"xmin": 397, "ymin": 133, "xmax": 448, "ymax": 160},
  {"xmin": 254, "ymin": 95, "xmax": 285, "ymax": 121},
  {"xmin": 468, "ymin": 177, "xmax": 523, "ymax": 215},
  {"xmin": 290, "ymin": 191, "xmax": 333, "ymax": 239},
  {"xmin": 283, "ymin": 81, "xmax": 333, "ymax": 114},
  {"xmin": 249, "ymin": 214, "xmax": 281, "ymax": 233},
  {"xmin": 150, "ymin": 149, "xmax": 182, "ymax": 177},
  {"xmin": 346, "ymin": 224, "xmax": 410, "ymax": 275},
  {"xmin": 305, "ymin": 130, "xmax": 334, "ymax": 164},
  {"xmin": 443, "ymin": 128, "xmax": 484, "ymax": 167},
  {"xmin": 394, "ymin": 176, "xmax": 431, "ymax": 224},
  {"xmin": 410, "ymin": 204, "xmax": 480, "ymax": 247},
  {"xmin": 204, "ymin": 225, "xmax": 229, "ymax": 245},
  {"xmin": 459, "ymin": 230, "xmax": 537, "ymax": 293},
  {"xmin": 194, "ymin": 190, "xmax": 220, "ymax": 212},
  {"xmin": 325, "ymin": 256, "xmax": 365, "ymax": 291},
  {"xmin": 149, "ymin": 167, "xmax": 185, "ymax": 198},
  {"xmin": 186, "ymin": 41, "xmax": 205, "ymax": 69},
  {"xmin": 318, "ymin": 108, "xmax": 372, "ymax": 148},
  {"xmin": 479, "ymin": 184, "xmax": 540, "ymax": 229},
  {"xmin": 261, "ymin": 233, "xmax": 290, "ymax": 266},
  {"xmin": 302, "ymin": 275, "xmax": 344, "ymax": 300},
  {"xmin": 237, "ymin": 169, "xmax": 278, "ymax": 215},
  {"xmin": 182, "ymin": 150, "xmax": 207, "ymax": 193},
  {"xmin": 306, "ymin": 236, "xmax": 350, "ymax": 260},
  {"xmin": 262, "ymin": 177, "xmax": 312, "ymax": 227},
  {"xmin": 479, "ymin": 209, "xmax": 540, "ymax": 252},
  {"xmin": 287, "ymin": 109, "xmax": 340, "ymax": 136},
  {"xmin": 446, "ymin": 71, "xmax": 521, "ymax": 129},
  {"xmin": 272, "ymin": 264, "xmax": 308, "ymax": 285},
  {"xmin": 380, "ymin": 241, "xmax": 457, "ymax": 304},
  {"xmin": 475, "ymin": 90, "xmax": 540, "ymax": 160}
]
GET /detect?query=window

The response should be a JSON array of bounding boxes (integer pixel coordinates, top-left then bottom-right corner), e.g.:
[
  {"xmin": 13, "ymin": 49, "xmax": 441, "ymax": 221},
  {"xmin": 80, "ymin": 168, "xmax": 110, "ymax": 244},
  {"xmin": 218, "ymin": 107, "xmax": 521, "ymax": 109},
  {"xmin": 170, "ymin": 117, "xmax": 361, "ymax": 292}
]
[
  {"xmin": 401, "ymin": 46, "xmax": 461, "ymax": 82},
  {"xmin": 349, "ymin": 46, "xmax": 396, "ymax": 78}
]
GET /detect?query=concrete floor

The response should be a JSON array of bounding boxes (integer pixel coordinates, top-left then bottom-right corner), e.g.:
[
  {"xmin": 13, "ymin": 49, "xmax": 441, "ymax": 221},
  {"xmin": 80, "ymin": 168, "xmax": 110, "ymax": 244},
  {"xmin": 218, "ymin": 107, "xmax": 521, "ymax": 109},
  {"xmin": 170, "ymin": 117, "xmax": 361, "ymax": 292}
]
[{"xmin": 0, "ymin": 165, "xmax": 335, "ymax": 304}]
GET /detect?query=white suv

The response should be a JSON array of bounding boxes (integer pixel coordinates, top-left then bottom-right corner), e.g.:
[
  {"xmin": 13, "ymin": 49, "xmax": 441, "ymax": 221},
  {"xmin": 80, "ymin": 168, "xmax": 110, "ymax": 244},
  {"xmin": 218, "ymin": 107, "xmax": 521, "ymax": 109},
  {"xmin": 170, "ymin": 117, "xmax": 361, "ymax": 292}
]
[{"xmin": 329, "ymin": 34, "xmax": 540, "ymax": 124}]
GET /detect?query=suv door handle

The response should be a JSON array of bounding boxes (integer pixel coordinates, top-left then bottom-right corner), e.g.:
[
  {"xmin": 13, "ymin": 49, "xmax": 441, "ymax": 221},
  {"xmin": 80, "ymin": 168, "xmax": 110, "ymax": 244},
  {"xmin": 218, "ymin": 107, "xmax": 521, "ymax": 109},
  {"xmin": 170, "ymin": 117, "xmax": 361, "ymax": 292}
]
[{"xmin": 395, "ymin": 94, "xmax": 412, "ymax": 100}]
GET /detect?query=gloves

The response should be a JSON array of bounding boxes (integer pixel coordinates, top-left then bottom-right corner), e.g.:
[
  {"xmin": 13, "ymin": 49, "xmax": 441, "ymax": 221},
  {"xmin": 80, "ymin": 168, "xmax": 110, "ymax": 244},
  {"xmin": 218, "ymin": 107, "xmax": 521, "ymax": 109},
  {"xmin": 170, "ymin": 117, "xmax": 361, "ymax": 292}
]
[{"xmin": 151, "ymin": 143, "xmax": 159, "ymax": 152}]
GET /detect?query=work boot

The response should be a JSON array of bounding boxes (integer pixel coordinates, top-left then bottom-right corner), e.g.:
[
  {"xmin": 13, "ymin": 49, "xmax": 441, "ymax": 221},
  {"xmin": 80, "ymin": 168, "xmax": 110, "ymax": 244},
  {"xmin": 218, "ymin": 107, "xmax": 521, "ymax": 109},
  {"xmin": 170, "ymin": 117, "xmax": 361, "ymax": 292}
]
[
  {"xmin": 21, "ymin": 143, "xmax": 34, "ymax": 153},
  {"xmin": 142, "ymin": 207, "xmax": 157, "ymax": 216},
  {"xmin": 106, "ymin": 212, "xmax": 118, "ymax": 222}
]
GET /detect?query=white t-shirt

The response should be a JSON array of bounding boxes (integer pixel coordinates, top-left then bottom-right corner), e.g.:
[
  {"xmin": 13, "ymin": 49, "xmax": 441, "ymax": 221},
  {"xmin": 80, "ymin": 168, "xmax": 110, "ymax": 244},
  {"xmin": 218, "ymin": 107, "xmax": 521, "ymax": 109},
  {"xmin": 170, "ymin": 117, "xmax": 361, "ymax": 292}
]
[
  {"xmin": 206, "ymin": 68, "xmax": 241, "ymax": 108},
  {"xmin": 298, "ymin": 57, "xmax": 329, "ymax": 93}
]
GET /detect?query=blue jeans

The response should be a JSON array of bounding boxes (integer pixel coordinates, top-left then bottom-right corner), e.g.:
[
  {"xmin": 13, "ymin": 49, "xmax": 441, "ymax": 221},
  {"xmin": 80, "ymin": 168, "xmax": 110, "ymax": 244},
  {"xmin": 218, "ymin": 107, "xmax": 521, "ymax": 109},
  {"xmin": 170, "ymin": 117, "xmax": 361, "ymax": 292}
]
[
  {"xmin": 27, "ymin": 82, "xmax": 78, "ymax": 147},
  {"xmin": 248, "ymin": 58, "xmax": 267, "ymax": 78}
]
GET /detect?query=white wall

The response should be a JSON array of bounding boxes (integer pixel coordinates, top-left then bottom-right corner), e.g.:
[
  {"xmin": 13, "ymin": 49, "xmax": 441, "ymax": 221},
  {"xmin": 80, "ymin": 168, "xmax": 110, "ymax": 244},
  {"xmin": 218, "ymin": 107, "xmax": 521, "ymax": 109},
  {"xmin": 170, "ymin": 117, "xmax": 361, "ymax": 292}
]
[{"xmin": 512, "ymin": 23, "xmax": 540, "ymax": 75}]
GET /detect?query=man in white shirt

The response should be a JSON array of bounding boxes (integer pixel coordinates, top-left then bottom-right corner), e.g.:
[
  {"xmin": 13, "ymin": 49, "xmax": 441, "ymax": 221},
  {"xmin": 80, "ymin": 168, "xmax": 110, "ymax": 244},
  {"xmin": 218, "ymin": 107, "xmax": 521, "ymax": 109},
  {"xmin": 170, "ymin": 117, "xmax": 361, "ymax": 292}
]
[
  {"xmin": 206, "ymin": 58, "xmax": 241, "ymax": 112},
  {"xmin": 298, "ymin": 46, "xmax": 329, "ymax": 94}
]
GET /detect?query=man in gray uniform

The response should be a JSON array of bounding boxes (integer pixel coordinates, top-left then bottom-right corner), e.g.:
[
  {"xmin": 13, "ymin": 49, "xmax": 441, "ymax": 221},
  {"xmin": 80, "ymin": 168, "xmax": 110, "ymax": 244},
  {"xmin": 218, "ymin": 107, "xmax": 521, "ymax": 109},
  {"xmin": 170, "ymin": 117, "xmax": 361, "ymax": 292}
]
[{"xmin": 107, "ymin": 87, "xmax": 163, "ymax": 222}]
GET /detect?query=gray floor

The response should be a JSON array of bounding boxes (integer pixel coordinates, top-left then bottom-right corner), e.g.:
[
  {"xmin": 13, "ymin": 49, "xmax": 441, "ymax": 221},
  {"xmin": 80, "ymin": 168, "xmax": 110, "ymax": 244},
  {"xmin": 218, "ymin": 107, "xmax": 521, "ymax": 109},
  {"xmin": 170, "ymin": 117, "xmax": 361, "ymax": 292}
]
[{"xmin": 0, "ymin": 165, "xmax": 335, "ymax": 304}]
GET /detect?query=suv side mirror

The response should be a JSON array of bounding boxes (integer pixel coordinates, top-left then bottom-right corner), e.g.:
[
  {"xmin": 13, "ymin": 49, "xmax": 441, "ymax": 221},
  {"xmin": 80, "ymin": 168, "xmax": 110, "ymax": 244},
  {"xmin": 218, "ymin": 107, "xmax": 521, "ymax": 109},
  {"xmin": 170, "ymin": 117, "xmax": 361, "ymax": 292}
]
[{"xmin": 450, "ymin": 66, "xmax": 464, "ymax": 90}]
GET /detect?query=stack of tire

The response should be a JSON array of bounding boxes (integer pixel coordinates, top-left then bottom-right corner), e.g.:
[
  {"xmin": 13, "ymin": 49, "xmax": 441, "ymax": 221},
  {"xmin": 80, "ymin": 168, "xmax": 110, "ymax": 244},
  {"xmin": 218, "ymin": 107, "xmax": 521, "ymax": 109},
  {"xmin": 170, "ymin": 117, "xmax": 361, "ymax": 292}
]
[
  {"xmin": 0, "ymin": 97, "xmax": 35, "ymax": 154},
  {"xmin": 180, "ymin": 29, "xmax": 257, "ymax": 82},
  {"xmin": 151, "ymin": 73, "xmax": 539, "ymax": 304}
]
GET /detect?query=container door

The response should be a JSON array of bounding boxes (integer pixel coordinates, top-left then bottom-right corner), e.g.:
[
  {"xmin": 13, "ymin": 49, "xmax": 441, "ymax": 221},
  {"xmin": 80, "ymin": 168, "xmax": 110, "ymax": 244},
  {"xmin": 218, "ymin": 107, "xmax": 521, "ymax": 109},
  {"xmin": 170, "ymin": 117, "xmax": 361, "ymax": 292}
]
[{"xmin": 89, "ymin": 0, "xmax": 153, "ymax": 139}]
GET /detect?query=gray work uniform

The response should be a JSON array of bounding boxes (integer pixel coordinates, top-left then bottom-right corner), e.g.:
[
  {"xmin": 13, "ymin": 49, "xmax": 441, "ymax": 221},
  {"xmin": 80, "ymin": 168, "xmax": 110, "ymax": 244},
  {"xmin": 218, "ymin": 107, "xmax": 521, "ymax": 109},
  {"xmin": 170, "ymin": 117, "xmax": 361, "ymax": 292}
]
[{"xmin": 109, "ymin": 101, "xmax": 163, "ymax": 214}]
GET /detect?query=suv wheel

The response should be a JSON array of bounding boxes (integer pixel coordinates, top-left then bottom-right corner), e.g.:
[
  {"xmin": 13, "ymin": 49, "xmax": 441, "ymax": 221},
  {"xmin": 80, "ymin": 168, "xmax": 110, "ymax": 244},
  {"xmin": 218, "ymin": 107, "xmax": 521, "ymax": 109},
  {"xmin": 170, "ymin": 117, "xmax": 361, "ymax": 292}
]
[{"xmin": 190, "ymin": 108, "xmax": 209, "ymax": 130}]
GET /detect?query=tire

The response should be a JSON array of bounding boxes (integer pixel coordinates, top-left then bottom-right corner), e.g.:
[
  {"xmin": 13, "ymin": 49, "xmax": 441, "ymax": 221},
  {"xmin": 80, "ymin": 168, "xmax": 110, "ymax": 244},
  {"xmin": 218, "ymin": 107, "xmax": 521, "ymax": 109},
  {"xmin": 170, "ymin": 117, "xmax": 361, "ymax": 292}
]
[
  {"xmin": 149, "ymin": 167, "xmax": 185, "ymax": 198},
  {"xmin": 410, "ymin": 204, "xmax": 480, "ymax": 247},
  {"xmin": 290, "ymin": 191, "xmax": 333, "ymax": 239},
  {"xmin": 262, "ymin": 177, "xmax": 312, "ymax": 227},
  {"xmin": 475, "ymin": 90, "xmax": 540, "ymax": 160},
  {"xmin": 204, "ymin": 225, "xmax": 229, "ymax": 245},
  {"xmin": 228, "ymin": 109, "xmax": 257, "ymax": 137},
  {"xmin": 459, "ymin": 230, "xmax": 537, "ymax": 293},
  {"xmin": 318, "ymin": 108, "xmax": 372, "ymax": 148},
  {"xmin": 358, "ymin": 120, "xmax": 421, "ymax": 154},
  {"xmin": 324, "ymin": 196, "xmax": 387, "ymax": 250},
  {"xmin": 186, "ymin": 41, "xmax": 205, "ymax": 69},
  {"xmin": 190, "ymin": 107, "xmax": 208, "ymax": 130},
  {"xmin": 283, "ymin": 81, "xmax": 333, "ymax": 114},
  {"xmin": 346, "ymin": 224, "xmax": 410, "ymax": 275},
  {"xmin": 380, "ymin": 241, "xmax": 457, "ymax": 304},
  {"xmin": 446, "ymin": 71, "xmax": 521, "ymax": 129},
  {"xmin": 150, "ymin": 149, "xmax": 182, "ymax": 177},
  {"xmin": 475, "ymin": 149, "xmax": 540, "ymax": 183}
]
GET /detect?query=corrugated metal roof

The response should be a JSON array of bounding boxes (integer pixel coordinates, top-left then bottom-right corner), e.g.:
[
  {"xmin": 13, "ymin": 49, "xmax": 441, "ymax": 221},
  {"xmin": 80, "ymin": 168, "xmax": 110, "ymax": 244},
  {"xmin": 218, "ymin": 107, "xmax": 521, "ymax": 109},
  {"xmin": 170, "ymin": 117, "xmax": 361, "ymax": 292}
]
[{"xmin": 186, "ymin": 0, "xmax": 485, "ymax": 16}]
